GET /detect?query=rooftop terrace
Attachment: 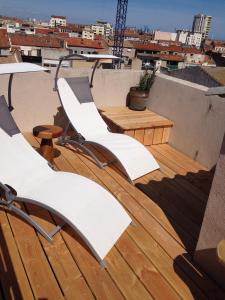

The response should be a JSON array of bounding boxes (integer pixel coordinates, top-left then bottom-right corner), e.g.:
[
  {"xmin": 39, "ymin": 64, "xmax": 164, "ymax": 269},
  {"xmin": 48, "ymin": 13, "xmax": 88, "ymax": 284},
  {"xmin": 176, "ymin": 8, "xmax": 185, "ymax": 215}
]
[
  {"xmin": 0, "ymin": 66, "xmax": 225, "ymax": 299},
  {"xmin": 0, "ymin": 132, "xmax": 223, "ymax": 300}
]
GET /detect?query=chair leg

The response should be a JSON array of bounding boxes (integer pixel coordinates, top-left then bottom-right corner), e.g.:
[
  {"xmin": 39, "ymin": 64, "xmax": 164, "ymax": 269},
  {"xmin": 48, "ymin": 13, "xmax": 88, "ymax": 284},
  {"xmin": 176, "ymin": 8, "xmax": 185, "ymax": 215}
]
[
  {"xmin": 57, "ymin": 136, "xmax": 134, "ymax": 184},
  {"xmin": 3, "ymin": 199, "xmax": 110, "ymax": 268},
  {"xmin": 58, "ymin": 138, "xmax": 106, "ymax": 168},
  {"xmin": 9, "ymin": 204, "xmax": 56, "ymax": 242}
]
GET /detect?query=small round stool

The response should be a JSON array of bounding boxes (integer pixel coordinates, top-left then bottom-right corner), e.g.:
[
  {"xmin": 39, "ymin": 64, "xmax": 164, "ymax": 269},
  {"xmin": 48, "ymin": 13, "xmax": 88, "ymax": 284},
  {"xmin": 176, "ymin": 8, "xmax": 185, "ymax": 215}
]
[
  {"xmin": 217, "ymin": 240, "xmax": 225, "ymax": 267},
  {"xmin": 33, "ymin": 125, "xmax": 63, "ymax": 162}
]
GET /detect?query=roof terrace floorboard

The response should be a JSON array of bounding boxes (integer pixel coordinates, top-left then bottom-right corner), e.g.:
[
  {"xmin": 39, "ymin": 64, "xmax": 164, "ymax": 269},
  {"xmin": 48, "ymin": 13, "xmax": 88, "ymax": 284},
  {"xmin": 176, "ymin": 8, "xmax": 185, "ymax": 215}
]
[{"xmin": 0, "ymin": 133, "xmax": 224, "ymax": 300}]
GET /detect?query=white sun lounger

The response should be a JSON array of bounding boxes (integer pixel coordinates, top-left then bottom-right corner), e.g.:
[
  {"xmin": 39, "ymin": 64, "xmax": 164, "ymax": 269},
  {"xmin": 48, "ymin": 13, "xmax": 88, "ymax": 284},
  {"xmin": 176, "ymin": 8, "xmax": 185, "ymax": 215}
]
[
  {"xmin": 0, "ymin": 96, "xmax": 131, "ymax": 266},
  {"xmin": 57, "ymin": 77, "xmax": 159, "ymax": 183}
]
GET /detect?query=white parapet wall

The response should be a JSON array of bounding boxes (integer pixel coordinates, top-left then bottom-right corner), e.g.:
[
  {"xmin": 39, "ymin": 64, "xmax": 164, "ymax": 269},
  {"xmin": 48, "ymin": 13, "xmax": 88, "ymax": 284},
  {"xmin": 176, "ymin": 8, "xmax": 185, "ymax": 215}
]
[
  {"xmin": 147, "ymin": 73, "xmax": 225, "ymax": 169},
  {"xmin": 1, "ymin": 67, "xmax": 224, "ymax": 169},
  {"xmin": 0, "ymin": 68, "xmax": 141, "ymax": 132}
]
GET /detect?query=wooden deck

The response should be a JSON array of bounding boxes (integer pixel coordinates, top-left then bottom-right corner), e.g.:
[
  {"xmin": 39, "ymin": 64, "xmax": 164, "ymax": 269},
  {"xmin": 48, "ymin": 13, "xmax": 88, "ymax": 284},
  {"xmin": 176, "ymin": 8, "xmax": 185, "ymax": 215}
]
[
  {"xmin": 0, "ymin": 133, "xmax": 224, "ymax": 300},
  {"xmin": 100, "ymin": 107, "xmax": 174, "ymax": 145}
]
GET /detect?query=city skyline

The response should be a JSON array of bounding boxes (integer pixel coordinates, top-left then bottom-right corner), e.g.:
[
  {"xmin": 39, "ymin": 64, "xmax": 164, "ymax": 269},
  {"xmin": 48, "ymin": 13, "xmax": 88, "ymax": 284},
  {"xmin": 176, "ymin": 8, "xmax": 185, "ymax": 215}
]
[{"xmin": 0, "ymin": 0, "xmax": 224, "ymax": 39}]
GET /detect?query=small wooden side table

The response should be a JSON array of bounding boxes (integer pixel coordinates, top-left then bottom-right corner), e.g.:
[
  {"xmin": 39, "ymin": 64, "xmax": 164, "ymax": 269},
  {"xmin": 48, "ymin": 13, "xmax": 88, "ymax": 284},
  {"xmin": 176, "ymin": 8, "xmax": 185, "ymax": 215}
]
[
  {"xmin": 217, "ymin": 240, "xmax": 225, "ymax": 267},
  {"xmin": 33, "ymin": 125, "xmax": 63, "ymax": 162}
]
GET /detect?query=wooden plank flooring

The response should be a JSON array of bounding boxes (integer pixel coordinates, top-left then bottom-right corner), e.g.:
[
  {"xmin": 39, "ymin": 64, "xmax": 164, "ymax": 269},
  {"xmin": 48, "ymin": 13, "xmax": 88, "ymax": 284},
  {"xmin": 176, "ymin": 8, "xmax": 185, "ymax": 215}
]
[{"xmin": 0, "ymin": 133, "xmax": 224, "ymax": 300}]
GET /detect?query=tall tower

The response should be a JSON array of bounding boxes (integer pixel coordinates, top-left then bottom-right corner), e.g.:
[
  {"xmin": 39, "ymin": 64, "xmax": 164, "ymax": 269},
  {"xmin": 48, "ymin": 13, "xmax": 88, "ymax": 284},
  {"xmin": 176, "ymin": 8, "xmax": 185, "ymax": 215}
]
[
  {"xmin": 192, "ymin": 14, "xmax": 212, "ymax": 39},
  {"xmin": 113, "ymin": 0, "xmax": 128, "ymax": 67}
]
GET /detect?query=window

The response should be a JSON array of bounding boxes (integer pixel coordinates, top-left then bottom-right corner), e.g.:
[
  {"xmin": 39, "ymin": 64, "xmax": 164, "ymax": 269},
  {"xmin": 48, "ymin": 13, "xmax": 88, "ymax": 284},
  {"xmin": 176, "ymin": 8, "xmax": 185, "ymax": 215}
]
[{"xmin": 81, "ymin": 51, "xmax": 83, "ymax": 54}]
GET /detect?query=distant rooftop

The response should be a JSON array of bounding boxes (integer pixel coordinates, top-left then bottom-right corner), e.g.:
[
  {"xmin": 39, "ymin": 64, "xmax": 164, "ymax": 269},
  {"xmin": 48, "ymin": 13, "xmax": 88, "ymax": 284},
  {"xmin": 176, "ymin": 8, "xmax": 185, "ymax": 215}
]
[
  {"xmin": 51, "ymin": 15, "xmax": 66, "ymax": 19},
  {"xmin": 10, "ymin": 33, "xmax": 63, "ymax": 48},
  {"xmin": 0, "ymin": 28, "xmax": 10, "ymax": 49},
  {"xmin": 133, "ymin": 42, "xmax": 202, "ymax": 54},
  {"xmin": 202, "ymin": 66, "xmax": 225, "ymax": 86},
  {"xmin": 66, "ymin": 38, "xmax": 105, "ymax": 49}
]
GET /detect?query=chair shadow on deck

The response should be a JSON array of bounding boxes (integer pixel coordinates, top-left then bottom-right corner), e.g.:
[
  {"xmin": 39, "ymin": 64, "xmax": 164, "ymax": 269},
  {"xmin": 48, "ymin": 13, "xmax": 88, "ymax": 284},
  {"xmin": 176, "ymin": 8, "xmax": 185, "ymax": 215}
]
[
  {"xmin": 136, "ymin": 167, "xmax": 218, "ymax": 298},
  {"xmin": 136, "ymin": 168, "xmax": 215, "ymax": 253},
  {"xmin": 53, "ymin": 106, "xmax": 68, "ymax": 130},
  {"xmin": 0, "ymin": 225, "xmax": 23, "ymax": 300}
]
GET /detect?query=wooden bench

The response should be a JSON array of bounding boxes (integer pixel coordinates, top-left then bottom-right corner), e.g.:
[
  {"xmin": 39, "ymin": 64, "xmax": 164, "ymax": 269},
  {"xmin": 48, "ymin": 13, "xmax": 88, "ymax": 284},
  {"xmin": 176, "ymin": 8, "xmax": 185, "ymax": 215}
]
[{"xmin": 100, "ymin": 107, "xmax": 174, "ymax": 146}]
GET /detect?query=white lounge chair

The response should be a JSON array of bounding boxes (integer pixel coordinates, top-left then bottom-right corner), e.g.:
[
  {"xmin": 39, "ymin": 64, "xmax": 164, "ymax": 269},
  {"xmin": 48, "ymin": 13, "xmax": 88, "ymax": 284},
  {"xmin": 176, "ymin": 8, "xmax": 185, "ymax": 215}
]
[
  {"xmin": 57, "ymin": 76, "xmax": 159, "ymax": 183},
  {"xmin": 0, "ymin": 96, "xmax": 132, "ymax": 266}
]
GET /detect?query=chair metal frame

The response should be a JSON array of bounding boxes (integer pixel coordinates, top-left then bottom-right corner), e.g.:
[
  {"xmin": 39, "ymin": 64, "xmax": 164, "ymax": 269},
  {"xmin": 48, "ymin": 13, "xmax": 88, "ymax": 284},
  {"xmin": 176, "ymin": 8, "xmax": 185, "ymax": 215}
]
[
  {"xmin": 0, "ymin": 181, "xmax": 65, "ymax": 242},
  {"xmin": 56, "ymin": 121, "xmax": 134, "ymax": 184},
  {"xmin": 54, "ymin": 54, "xmax": 134, "ymax": 183},
  {"xmin": 0, "ymin": 180, "xmax": 108, "ymax": 267}
]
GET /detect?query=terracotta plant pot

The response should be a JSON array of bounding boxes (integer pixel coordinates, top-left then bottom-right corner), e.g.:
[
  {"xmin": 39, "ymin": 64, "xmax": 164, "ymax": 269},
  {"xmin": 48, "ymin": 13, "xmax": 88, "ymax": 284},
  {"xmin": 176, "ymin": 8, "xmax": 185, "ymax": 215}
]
[{"xmin": 128, "ymin": 87, "xmax": 149, "ymax": 111}]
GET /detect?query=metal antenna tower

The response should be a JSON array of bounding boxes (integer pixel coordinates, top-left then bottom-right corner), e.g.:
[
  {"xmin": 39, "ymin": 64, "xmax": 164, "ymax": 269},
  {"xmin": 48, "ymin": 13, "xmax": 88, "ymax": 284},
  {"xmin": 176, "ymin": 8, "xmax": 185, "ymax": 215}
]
[{"xmin": 113, "ymin": 0, "xmax": 128, "ymax": 68}]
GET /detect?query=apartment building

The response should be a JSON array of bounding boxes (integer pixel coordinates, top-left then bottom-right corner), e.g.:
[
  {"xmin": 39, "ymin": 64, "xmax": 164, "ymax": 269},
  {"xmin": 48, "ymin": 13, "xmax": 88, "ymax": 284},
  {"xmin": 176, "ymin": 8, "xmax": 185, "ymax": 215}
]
[
  {"xmin": 213, "ymin": 41, "xmax": 225, "ymax": 54},
  {"xmin": 66, "ymin": 38, "xmax": 105, "ymax": 55},
  {"xmin": 50, "ymin": 15, "xmax": 66, "ymax": 28},
  {"xmin": 134, "ymin": 42, "xmax": 206, "ymax": 67},
  {"xmin": 154, "ymin": 30, "xmax": 177, "ymax": 42},
  {"xmin": 176, "ymin": 30, "xmax": 189, "ymax": 44},
  {"xmin": 103, "ymin": 22, "xmax": 113, "ymax": 37},
  {"xmin": 108, "ymin": 40, "xmax": 135, "ymax": 60},
  {"xmin": 91, "ymin": 24, "xmax": 105, "ymax": 36},
  {"xmin": 10, "ymin": 33, "xmax": 63, "ymax": 61},
  {"xmin": 82, "ymin": 26, "xmax": 94, "ymax": 40},
  {"xmin": 124, "ymin": 29, "xmax": 140, "ymax": 41},
  {"xmin": 58, "ymin": 23, "xmax": 83, "ymax": 38},
  {"xmin": 91, "ymin": 21, "xmax": 113, "ymax": 37},
  {"xmin": 82, "ymin": 30, "xmax": 94, "ymax": 40},
  {"xmin": 176, "ymin": 29, "xmax": 203, "ymax": 48},
  {"xmin": 186, "ymin": 32, "xmax": 203, "ymax": 48},
  {"xmin": 192, "ymin": 14, "xmax": 212, "ymax": 39},
  {"xmin": 42, "ymin": 48, "xmax": 71, "ymax": 67}
]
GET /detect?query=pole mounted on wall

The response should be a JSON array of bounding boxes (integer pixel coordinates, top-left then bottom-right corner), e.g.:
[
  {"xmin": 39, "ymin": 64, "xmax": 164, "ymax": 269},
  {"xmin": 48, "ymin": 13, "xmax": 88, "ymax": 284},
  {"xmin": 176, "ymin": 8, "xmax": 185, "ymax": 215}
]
[{"xmin": 113, "ymin": 0, "xmax": 128, "ymax": 69}]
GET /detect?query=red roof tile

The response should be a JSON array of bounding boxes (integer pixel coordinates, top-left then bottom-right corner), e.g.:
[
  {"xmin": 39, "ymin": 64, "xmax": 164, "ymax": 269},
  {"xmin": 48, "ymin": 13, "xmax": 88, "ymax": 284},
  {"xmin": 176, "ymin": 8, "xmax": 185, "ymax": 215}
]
[
  {"xmin": 124, "ymin": 30, "xmax": 140, "ymax": 38},
  {"xmin": 0, "ymin": 29, "xmax": 10, "ymax": 49},
  {"xmin": 160, "ymin": 54, "xmax": 184, "ymax": 62},
  {"xmin": 0, "ymin": 15, "xmax": 24, "ymax": 23},
  {"xmin": 10, "ymin": 33, "xmax": 62, "ymax": 48},
  {"xmin": 203, "ymin": 55, "xmax": 215, "ymax": 64},
  {"xmin": 133, "ymin": 42, "xmax": 183, "ymax": 52},
  {"xmin": 134, "ymin": 42, "xmax": 202, "ymax": 54},
  {"xmin": 182, "ymin": 47, "xmax": 202, "ymax": 54},
  {"xmin": 35, "ymin": 28, "xmax": 60, "ymax": 34},
  {"xmin": 138, "ymin": 53, "xmax": 184, "ymax": 62},
  {"xmin": 51, "ymin": 15, "xmax": 66, "ymax": 19},
  {"xmin": 213, "ymin": 41, "xmax": 225, "ymax": 47},
  {"xmin": 66, "ymin": 38, "xmax": 105, "ymax": 49},
  {"xmin": 58, "ymin": 23, "xmax": 84, "ymax": 33},
  {"xmin": 35, "ymin": 28, "xmax": 69, "ymax": 38}
]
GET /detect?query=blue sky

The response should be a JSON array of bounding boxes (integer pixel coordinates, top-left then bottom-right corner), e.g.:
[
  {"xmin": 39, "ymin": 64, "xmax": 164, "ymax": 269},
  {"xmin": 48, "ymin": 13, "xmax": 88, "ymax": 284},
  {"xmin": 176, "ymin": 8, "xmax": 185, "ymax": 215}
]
[{"xmin": 0, "ymin": 0, "xmax": 224, "ymax": 39}]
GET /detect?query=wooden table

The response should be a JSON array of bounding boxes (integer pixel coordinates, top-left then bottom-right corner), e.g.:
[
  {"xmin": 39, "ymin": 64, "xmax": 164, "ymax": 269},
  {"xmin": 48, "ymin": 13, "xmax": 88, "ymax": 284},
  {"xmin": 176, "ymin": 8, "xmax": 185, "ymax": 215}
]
[
  {"xmin": 33, "ymin": 125, "xmax": 63, "ymax": 162},
  {"xmin": 100, "ymin": 107, "xmax": 174, "ymax": 146}
]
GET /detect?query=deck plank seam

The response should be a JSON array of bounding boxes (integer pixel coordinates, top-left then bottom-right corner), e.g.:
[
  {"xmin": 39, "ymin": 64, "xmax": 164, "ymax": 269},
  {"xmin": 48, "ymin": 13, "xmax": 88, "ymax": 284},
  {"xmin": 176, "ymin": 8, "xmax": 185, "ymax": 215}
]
[
  {"xmin": 75, "ymin": 146, "xmax": 209, "ymax": 298},
  {"xmin": 87, "ymin": 144, "xmax": 222, "ymax": 299},
  {"xmin": 27, "ymin": 134, "xmax": 97, "ymax": 300},
  {"xmin": 89, "ymin": 144, "xmax": 190, "ymax": 249},
  {"xmin": 48, "ymin": 141, "xmax": 129, "ymax": 299},
  {"xmin": 4, "ymin": 208, "xmax": 36, "ymax": 299},
  {"xmin": 20, "ymin": 133, "xmax": 224, "ymax": 299},
  {"xmin": 150, "ymin": 146, "xmax": 210, "ymax": 199}
]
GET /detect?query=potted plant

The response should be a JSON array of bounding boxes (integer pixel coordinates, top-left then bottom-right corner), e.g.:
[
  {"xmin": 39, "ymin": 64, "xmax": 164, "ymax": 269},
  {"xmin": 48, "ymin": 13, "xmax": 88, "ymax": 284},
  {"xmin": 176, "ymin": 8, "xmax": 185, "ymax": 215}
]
[{"xmin": 128, "ymin": 67, "xmax": 157, "ymax": 111}]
